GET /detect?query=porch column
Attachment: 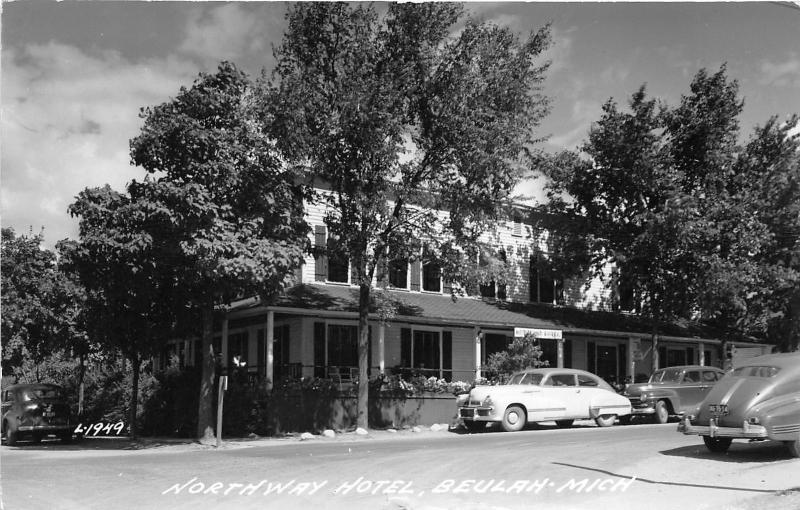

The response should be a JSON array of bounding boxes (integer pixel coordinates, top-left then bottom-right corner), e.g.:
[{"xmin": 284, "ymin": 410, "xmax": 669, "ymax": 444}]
[
  {"xmin": 221, "ymin": 318, "xmax": 229, "ymax": 371},
  {"xmin": 474, "ymin": 327, "xmax": 483, "ymax": 380},
  {"xmin": 378, "ymin": 323, "xmax": 386, "ymax": 375},
  {"xmin": 652, "ymin": 335, "xmax": 659, "ymax": 372},
  {"xmin": 266, "ymin": 310, "xmax": 274, "ymax": 390},
  {"xmin": 699, "ymin": 342, "xmax": 705, "ymax": 366},
  {"xmin": 627, "ymin": 337, "xmax": 636, "ymax": 383},
  {"xmin": 557, "ymin": 338, "xmax": 564, "ymax": 368}
]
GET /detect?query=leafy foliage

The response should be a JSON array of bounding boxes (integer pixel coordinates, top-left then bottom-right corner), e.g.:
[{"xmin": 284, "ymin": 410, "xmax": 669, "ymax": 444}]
[
  {"xmin": 484, "ymin": 333, "xmax": 548, "ymax": 381},
  {"xmin": 265, "ymin": 2, "xmax": 553, "ymax": 427}
]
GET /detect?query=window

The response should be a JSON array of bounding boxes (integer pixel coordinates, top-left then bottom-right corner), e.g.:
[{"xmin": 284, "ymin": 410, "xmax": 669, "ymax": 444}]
[
  {"xmin": 228, "ymin": 332, "xmax": 249, "ymax": 368},
  {"xmin": 511, "ymin": 211, "xmax": 523, "ymax": 237},
  {"xmin": 683, "ymin": 370, "xmax": 701, "ymax": 383},
  {"xmin": 400, "ymin": 328, "xmax": 453, "ymax": 380},
  {"xmin": 482, "ymin": 333, "xmax": 511, "ymax": 365},
  {"xmin": 702, "ymin": 370, "xmax": 720, "ymax": 382},
  {"xmin": 479, "ymin": 250, "xmax": 507, "ymax": 299},
  {"xmin": 327, "ymin": 325, "xmax": 358, "ymax": 368},
  {"xmin": 388, "ymin": 258, "xmax": 408, "ymax": 289},
  {"xmin": 578, "ymin": 374, "xmax": 599, "ymax": 387},
  {"xmin": 529, "ymin": 254, "xmax": 563, "ymax": 304},
  {"xmin": 327, "ymin": 237, "xmax": 349, "ymax": 283},
  {"xmin": 422, "ymin": 255, "xmax": 441, "ymax": 292},
  {"xmin": 546, "ymin": 374, "xmax": 577, "ymax": 386}
]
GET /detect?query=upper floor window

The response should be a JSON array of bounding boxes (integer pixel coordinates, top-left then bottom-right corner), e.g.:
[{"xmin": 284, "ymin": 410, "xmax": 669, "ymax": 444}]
[
  {"xmin": 530, "ymin": 254, "xmax": 563, "ymax": 305},
  {"xmin": 314, "ymin": 225, "xmax": 350, "ymax": 284},
  {"xmin": 388, "ymin": 257, "xmax": 408, "ymax": 289},
  {"xmin": 614, "ymin": 268, "xmax": 638, "ymax": 313},
  {"xmin": 479, "ymin": 250, "xmax": 507, "ymax": 299},
  {"xmin": 422, "ymin": 258, "xmax": 441, "ymax": 292}
]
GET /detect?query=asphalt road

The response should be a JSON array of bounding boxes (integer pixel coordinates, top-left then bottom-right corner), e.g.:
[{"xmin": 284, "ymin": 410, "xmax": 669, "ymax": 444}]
[{"xmin": 2, "ymin": 421, "xmax": 799, "ymax": 510}]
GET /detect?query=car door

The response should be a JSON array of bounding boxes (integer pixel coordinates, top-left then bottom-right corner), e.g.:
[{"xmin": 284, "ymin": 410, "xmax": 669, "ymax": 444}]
[
  {"xmin": 542, "ymin": 373, "xmax": 583, "ymax": 418},
  {"xmin": 676, "ymin": 370, "xmax": 706, "ymax": 412}
]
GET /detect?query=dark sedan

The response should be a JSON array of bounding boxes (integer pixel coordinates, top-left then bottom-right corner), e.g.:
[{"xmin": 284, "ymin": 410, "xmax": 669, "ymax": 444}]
[
  {"xmin": 1, "ymin": 384, "xmax": 76, "ymax": 445},
  {"xmin": 678, "ymin": 352, "xmax": 800, "ymax": 457}
]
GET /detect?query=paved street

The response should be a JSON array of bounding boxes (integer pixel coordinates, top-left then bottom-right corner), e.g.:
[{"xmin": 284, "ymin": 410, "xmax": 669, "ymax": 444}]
[{"xmin": 2, "ymin": 422, "xmax": 799, "ymax": 510}]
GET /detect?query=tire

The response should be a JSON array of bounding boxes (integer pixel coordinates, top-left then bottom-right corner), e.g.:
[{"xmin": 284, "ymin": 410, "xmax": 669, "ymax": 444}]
[
  {"xmin": 5, "ymin": 422, "xmax": 18, "ymax": 447},
  {"xmin": 595, "ymin": 414, "xmax": 617, "ymax": 427},
  {"xmin": 555, "ymin": 419, "xmax": 574, "ymax": 428},
  {"xmin": 703, "ymin": 436, "xmax": 732, "ymax": 453},
  {"xmin": 501, "ymin": 405, "xmax": 526, "ymax": 432},
  {"xmin": 785, "ymin": 439, "xmax": 800, "ymax": 458},
  {"xmin": 618, "ymin": 415, "xmax": 633, "ymax": 426},
  {"xmin": 463, "ymin": 421, "xmax": 485, "ymax": 433},
  {"xmin": 654, "ymin": 400, "xmax": 670, "ymax": 424}
]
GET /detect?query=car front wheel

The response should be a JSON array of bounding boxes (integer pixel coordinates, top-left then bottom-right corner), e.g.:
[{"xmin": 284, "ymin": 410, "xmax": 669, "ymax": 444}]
[
  {"xmin": 654, "ymin": 400, "xmax": 669, "ymax": 424},
  {"xmin": 595, "ymin": 414, "xmax": 616, "ymax": 427},
  {"xmin": 703, "ymin": 436, "xmax": 732, "ymax": 453},
  {"xmin": 785, "ymin": 439, "xmax": 800, "ymax": 458},
  {"xmin": 501, "ymin": 405, "xmax": 526, "ymax": 432}
]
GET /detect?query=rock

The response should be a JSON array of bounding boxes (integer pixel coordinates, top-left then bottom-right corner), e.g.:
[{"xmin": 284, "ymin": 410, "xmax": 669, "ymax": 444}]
[
  {"xmin": 411, "ymin": 426, "xmax": 422, "ymax": 433},
  {"xmin": 248, "ymin": 433, "xmax": 259, "ymax": 439},
  {"xmin": 322, "ymin": 429, "xmax": 336, "ymax": 438},
  {"xmin": 299, "ymin": 432, "xmax": 315, "ymax": 441},
  {"xmin": 430, "ymin": 424, "xmax": 442, "ymax": 432},
  {"xmin": 355, "ymin": 427, "xmax": 368, "ymax": 435},
  {"xmin": 386, "ymin": 428, "xmax": 397, "ymax": 433}
]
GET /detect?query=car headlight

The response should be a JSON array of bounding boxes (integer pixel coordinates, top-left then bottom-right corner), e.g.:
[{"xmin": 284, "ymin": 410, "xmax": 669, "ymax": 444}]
[{"xmin": 482, "ymin": 396, "xmax": 494, "ymax": 407}]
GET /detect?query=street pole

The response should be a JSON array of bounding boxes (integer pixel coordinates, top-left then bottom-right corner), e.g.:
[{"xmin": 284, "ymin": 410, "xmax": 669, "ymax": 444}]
[{"xmin": 216, "ymin": 376, "xmax": 228, "ymax": 448}]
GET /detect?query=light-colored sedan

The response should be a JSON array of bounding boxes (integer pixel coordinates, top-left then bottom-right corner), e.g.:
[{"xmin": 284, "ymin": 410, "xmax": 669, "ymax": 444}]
[{"xmin": 457, "ymin": 368, "xmax": 632, "ymax": 432}]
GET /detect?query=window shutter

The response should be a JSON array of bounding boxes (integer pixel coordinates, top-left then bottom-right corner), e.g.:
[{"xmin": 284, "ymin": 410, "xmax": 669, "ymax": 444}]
[
  {"xmin": 401, "ymin": 328, "xmax": 411, "ymax": 368},
  {"xmin": 314, "ymin": 225, "xmax": 327, "ymax": 282},
  {"xmin": 409, "ymin": 259, "xmax": 421, "ymax": 291},
  {"xmin": 314, "ymin": 322, "xmax": 326, "ymax": 378},
  {"xmin": 587, "ymin": 341, "xmax": 595, "ymax": 373},
  {"xmin": 442, "ymin": 331, "xmax": 453, "ymax": 381},
  {"xmin": 618, "ymin": 343, "xmax": 627, "ymax": 379}
]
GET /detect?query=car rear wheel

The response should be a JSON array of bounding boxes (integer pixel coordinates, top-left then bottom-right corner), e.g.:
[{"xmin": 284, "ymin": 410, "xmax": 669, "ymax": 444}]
[
  {"xmin": 555, "ymin": 419, "xmax": 574, "ymax": 428},
  {"xmin": 595, "ymin": 414, "xmax": 616, "ymax": 427},
  {"xmin": 785, "ymin": 439, "xmax": 800, "ymax": 458},
  {"xmin": 703, "ymin": 436, "xmax": 732, "ymax": 453},
  {"xmin": 463, "ymin": 421, "xmax": 485, "ymax": 433},
  {"xmin": 654, "ymin": 400, "xmax": 669, "ymax": 424},
  {"xmin": 501, "ymin": 405, "xmax": 526, "ymax": 432}
]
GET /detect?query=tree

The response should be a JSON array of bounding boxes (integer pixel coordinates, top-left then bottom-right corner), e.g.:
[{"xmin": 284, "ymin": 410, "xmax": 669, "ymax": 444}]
[
  {"xmin": 265, "ymin": 3, "xmax": 552, "ymax": 428},
  {"xmin": 1, "ymin": 228, "xmax": 90, "ymax": 384},
  {"xmin": 484, "ymin": 334, "xmax": 547, "ymax": 382},
  {"xmin": 129, "ymin": 62, "xmax": 309, "ymax": 443},
  {"xmin": 65, "ymin": 186, "xmax": 184, "ymax": 438}
]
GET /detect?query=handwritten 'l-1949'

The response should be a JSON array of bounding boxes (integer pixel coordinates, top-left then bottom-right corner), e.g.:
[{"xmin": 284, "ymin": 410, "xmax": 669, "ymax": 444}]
[{"xmin": 74, "ymin": 422, "xmax": 126, "ymax": 436}]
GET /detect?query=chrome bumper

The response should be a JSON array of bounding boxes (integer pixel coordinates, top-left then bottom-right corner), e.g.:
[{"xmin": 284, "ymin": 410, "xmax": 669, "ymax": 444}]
[
  {"xmin": 678, "ymin": 416, "xmax": 768, "ymax": 439},
  {"xmin": 18, "ymin": 424, "xmax": 73, "ymax": 433},
  {"xmin": 458, "ymin": 406, "xmax": 495, "ymax": 422}
]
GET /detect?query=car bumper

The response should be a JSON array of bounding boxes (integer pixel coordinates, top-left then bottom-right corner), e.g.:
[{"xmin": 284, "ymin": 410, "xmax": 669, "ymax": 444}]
[
  {"xmin": 678, "ymin": 416, "xmax": 768, "ymax": 439},
  {"xmin": 458, "ymin": 406, "xmax": 496, "ymax": 422},
  {"xmin": 18, "ymin": 424, "xmax": 74, "ymax": 433}
]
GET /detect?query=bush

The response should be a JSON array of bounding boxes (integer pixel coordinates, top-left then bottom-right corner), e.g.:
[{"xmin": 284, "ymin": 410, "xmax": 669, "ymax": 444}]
[{"xmin": 484, "ymin": 333, "xmax": 548, "ymax": 382}]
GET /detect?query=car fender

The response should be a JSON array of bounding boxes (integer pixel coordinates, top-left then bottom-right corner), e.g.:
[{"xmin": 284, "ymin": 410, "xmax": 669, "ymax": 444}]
[
  {"xmin": 751, "ymin": 393, "xmax": 800, "ymax": 441},
  {"xmin": 588, "ymin": 392, "xmax": 632, "ymax": 418},
  {"xmin": 644, "ymin": 388, "xmax": 680, "ymax": 413}
]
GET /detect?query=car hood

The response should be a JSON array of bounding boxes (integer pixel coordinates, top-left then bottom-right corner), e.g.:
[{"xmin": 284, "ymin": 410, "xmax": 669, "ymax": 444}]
[
  {"xmin": 695, "ymin": 376, "xmax": 775, "ymax": 425},
  {"xmin": 624, "ymin": 381, "xmax": 672, "ymax": 396}
]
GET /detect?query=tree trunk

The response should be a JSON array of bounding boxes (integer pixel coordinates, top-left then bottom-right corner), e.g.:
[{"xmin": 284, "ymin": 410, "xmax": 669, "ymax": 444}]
[
  {"xmin": 196, "ymin": 304, "xmax": 216, "ymax": 444},
  {"xmin": 129, "ymin": 355, "xmax": 140, "ymax": 439},
  {"xmin": 357, "ymin": 282, "xmax": 371, "ymax": 430},
  {"xmin": 78, "ymin": 353, "xmax": 86, "ymax": 417}
]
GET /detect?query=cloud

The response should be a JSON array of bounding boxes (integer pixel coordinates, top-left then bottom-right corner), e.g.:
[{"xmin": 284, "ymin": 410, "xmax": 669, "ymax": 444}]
[
  {"xmin": 179, "ymin": 4, "xmax": 272, "ymax": 66},
  {"xmin": 759, "ymin": 53, "xmax": 800, "ymax": 87},
  {"xmin": 1, "ymin": 42, "xmax": 198, "ymax": 247}
]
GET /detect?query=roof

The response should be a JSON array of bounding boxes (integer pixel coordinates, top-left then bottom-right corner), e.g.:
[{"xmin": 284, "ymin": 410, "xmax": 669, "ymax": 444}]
[{"xmin": 228, "ymin": 284, "xmax": 725, "ymax": 342}]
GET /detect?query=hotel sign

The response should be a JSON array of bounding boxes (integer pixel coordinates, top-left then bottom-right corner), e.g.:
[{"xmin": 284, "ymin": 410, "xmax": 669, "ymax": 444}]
[{"xmin": 514, "ymin": 328, "xmax": 562, "ymax": 340}]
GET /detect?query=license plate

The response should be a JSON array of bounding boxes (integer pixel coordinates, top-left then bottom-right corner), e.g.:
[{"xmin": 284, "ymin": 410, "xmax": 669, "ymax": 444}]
[
  {"xmin": 709, "ymin": 404, "xmax": 729, "ymax": 417},
  {"xmin": 460, "ymin": 408, "xmax": 475, "ymax": 418}
]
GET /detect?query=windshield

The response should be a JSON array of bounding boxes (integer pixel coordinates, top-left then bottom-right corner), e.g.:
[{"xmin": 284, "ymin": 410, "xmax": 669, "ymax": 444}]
[
  {"xmin": 732, "ymin": 366, "xmax": 781, "ymax": 378},
  {"xmin": 650, "ymin": 368, "xmax": 682, "ymax": 383},
  {"xmin": 507, "ymin": 373, "xmax": 544, "ymax": 385},
  {"xmin": 21, "ymin": 387, "xmax": 63, "ymax": 401}
]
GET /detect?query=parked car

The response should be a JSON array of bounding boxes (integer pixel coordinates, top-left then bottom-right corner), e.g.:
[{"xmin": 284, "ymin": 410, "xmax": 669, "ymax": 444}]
[
  {"xmin": 1, "ymin": 383, "xmax": 76, "ymax": 446},
  {"xmin": 622, "ymin": 365, "xmax": 725, "ymax": 424},
  {"xmin": 678, "ymin": 352, "xmax": 800, "ymax": 457},
  {"xmin": 457, "ymin": 368, "xmax": 632, "ymax": 432}
]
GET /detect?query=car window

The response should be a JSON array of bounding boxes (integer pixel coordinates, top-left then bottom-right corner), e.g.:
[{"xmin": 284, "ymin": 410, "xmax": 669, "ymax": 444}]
[
  {"xmin": 577, "ymin": 375, "xmax": 599, "ymax": 387},
  {"xmin": 702, "ymin": 371, "xmax": 719, "ymax": 382},
  {"xmin": 546, "ymin": 374, "xmax": 577, "ymax": 387},
  {"xmin": 22, "ymin": 387, "xmax": 63, "ymax": 401},
  {"xmin": 508, "ymin": 373, "xmax": 544, "ymax": 385},
  {"xmin": 652, "ymin": 368, "xmax": 682, "ymax": 382},
  {"xmin": 683, "ymin": 371, "xmax": 701, "ymax": 383},
  {"xmin": 732, "ymin": 366, "xmax": 781, "ymax": 378}
]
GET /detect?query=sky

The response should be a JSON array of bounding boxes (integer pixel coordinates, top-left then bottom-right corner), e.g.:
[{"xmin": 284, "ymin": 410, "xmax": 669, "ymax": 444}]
[{"xmin": 2, "ymin": 1, "xmax": 800, "ymax": 249}]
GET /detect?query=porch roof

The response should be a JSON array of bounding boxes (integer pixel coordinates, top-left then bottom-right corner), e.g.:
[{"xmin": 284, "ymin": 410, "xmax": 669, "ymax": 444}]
[{"xmin": 230, "ymin": 284, "xmax": 722, "ymax": 343}]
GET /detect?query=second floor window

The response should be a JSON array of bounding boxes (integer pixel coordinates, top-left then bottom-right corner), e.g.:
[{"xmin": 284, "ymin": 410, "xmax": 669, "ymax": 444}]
[
  {"xmin": 530, "ymin": 254, "xmax": 564, "ymax": 305},
  {"xmin": 388, "ymin": 258, "xmax": 408, "ymax": 289},
  {"xmin": 422, "ymin": 259, "xmax": 441, "ymax": 292}
]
